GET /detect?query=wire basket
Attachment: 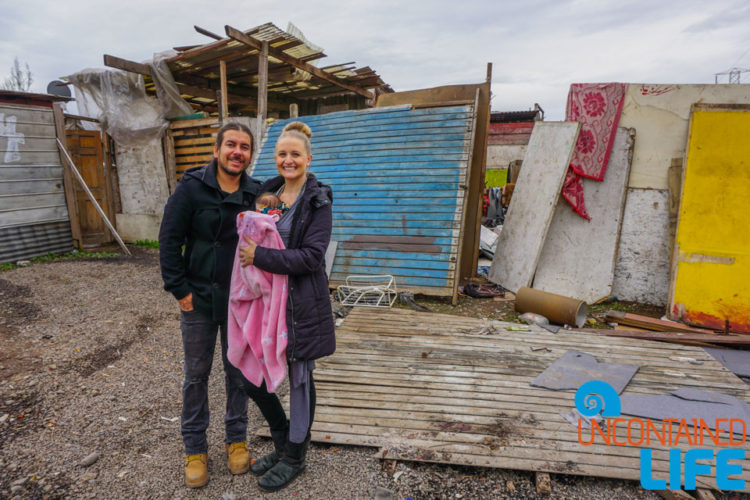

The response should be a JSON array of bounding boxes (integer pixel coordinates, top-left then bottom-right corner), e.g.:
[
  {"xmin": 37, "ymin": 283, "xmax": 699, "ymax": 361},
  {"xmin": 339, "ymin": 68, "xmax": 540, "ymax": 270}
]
[{"xmin": 335, "ymin": 275, "xmax": 398, "ymax": 308}]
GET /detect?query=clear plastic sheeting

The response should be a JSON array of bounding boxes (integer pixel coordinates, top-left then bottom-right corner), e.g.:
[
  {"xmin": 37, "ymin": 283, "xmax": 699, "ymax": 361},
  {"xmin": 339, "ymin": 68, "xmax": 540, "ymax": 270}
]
[
  {"xmin": 150, "ymin": 50, "xmax": 194, "ymax": 119},
  {"xmin": 65, "ymin": 68, "xmax": 167, "ymax": 145}
]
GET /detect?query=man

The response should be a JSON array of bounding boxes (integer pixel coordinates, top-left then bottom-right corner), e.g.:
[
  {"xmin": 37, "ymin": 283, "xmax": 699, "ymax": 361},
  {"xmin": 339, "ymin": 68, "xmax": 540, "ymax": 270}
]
[{"xmin": 158, "ymin": 122, "xmax": 261, "ymax": 488}]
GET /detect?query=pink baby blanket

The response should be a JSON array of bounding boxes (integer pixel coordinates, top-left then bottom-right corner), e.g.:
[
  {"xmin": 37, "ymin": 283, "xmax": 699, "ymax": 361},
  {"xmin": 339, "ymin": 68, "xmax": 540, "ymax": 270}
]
[{"xmin": 227, "ymin": 211, "xmax": 288, "ymax": 392}]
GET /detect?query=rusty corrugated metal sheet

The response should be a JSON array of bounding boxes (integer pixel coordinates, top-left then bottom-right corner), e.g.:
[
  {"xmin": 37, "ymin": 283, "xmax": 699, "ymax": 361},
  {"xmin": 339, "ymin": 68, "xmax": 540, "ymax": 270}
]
[{"xmin": 250, "ymin": 104, "xmax": 475, "ymax": 296}]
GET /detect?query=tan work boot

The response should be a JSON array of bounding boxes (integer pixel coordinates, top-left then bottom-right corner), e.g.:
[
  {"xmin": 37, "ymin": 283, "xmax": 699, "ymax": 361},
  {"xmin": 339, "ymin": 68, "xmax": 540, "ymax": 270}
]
[
  {"xmin": 226, "ymin": 441, "xmax": 250, "ymax": 474},
  {"xmin": 184, "ymin": 453, "xmax": 208, "ymax": 488}
]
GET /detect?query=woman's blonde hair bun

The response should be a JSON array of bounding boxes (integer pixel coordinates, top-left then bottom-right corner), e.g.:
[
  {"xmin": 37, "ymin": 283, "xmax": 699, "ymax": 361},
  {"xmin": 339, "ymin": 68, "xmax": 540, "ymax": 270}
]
[{"xmin": 283, "ymin": 121, "xmax": 312, "ymax": 139}]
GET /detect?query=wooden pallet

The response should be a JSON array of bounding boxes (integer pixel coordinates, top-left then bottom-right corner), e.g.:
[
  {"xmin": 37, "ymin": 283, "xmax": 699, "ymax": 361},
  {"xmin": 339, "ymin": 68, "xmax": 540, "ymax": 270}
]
[{"xmin": 260, "ymin": 307, "xmax": 750, "ymax": 492}]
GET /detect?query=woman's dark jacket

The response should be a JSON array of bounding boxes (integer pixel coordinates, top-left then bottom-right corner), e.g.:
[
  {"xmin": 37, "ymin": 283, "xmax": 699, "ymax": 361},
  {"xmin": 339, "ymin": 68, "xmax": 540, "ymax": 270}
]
[
  {"xmin": 253, "ymin": 173, "xmax": 335, "ymax": 362},
  {"xmin": 158, "ymin": 160, "xmax": 261, "ymax": 322}
]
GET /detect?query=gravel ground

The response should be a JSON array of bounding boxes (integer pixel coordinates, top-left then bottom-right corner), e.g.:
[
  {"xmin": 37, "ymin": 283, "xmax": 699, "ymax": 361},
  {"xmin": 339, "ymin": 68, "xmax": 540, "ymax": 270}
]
[{"xmin": 0, "ymin": 247, "xmax": 743, "ymax": 499}]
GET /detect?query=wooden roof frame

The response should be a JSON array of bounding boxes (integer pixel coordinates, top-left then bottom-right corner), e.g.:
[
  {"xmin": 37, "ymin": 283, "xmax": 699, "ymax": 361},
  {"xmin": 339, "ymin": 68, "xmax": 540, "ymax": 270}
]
[
  {"xmin": 102, "ymin": 23, "xmax": 386, "ymax": 120},
  {"xmin": 224, "ymin": 25, "xmax": 373, "ymax": 100}
]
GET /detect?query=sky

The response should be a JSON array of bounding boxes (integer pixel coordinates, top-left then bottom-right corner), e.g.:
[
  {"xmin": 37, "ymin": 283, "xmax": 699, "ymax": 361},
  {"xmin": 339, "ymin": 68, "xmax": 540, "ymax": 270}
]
[{"xmin": 1, "ymin": 0, "xmax": 749, "ymax": 119}]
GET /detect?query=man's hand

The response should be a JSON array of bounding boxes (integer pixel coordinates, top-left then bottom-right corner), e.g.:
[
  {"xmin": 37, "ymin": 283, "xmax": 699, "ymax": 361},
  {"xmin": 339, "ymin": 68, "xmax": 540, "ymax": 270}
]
[
  {"xmin": 239, "ymin": 236, "xmax": 257, "ymax": 267},
  {"xmin": 178, "ymin": 293, "xmax": 194, "ymax": 312}
]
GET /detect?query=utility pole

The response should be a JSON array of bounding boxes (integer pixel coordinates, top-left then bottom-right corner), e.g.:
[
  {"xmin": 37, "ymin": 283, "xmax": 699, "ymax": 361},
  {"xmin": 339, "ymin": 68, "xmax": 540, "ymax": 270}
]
[{"xmin": 714, "ymin": 67, "xmax": 750, "ymax": 84}]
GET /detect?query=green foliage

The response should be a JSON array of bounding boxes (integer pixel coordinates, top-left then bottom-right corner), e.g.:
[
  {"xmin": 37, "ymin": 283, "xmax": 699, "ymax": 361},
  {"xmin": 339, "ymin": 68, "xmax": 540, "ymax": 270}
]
[
  {"xmin": 485, "ymin": 168, "xmax": 508, "ymax": 188},
  {"xmin": 589, "ymin": 299, "xmax": 637, "ymax": 315},
  {"xmin": 134, "ymin": 239, "xmax": 159, "ymax": 248},
  {"xmin": 0, "ymin": 249, "xmax": 121, "ymax": 272}
]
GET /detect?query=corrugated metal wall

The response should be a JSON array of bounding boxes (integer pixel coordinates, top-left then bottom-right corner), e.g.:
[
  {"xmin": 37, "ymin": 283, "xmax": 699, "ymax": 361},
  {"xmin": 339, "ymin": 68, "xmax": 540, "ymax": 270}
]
[
  {"xmin": 0, "ymin": 103, "xmax": 73, "ymax": 263},
  {"xmin": 251, "ymin": 104, "xmax": 475, "ymax": 296}
]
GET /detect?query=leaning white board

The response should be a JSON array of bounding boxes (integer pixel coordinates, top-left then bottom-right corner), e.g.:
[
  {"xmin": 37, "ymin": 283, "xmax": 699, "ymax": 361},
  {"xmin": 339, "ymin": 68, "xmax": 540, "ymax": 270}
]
[
  {"xmin": 533, "ymin": 128, "xmax": 635, "ymax": 303},
  {"xmin": 325, "ymin": 240, "xmax": 338, "ymax": 279},
  {"xmin": 488, "ymin": 122, "xmax": 580, "ymax": 293}
]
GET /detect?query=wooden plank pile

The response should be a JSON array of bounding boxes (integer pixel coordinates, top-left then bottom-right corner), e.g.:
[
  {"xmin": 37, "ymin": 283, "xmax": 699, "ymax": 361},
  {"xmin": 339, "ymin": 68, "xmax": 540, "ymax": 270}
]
[{"xmin": 261, "ymin": 307, "xmax": 750, "ymax": 493}]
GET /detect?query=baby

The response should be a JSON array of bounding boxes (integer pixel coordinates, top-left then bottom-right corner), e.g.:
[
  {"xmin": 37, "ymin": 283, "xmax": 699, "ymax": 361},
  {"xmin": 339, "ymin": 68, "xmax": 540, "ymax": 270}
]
[{"xmin": 255, "ymin": 192, "xmax": 285, "ymax": 219}]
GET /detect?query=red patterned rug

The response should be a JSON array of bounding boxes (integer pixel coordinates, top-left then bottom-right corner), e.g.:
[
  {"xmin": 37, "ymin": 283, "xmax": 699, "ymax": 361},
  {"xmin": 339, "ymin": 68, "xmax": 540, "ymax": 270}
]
[{"xmin": 562, "ymin": 82, "xmax": 626, "ymax": 219}]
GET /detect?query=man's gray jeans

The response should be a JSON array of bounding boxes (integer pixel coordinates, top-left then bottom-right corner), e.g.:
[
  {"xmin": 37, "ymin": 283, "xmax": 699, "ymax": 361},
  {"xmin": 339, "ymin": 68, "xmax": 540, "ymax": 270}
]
[{"xmin": 180, "ymin": 309, "xmax": 248, "ymax": 454}]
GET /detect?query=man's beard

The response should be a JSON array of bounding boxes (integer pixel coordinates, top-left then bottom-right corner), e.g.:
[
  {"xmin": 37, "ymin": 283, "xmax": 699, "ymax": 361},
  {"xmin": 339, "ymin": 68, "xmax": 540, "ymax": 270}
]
[
  {"xmin": 218, "ymin": 157, "xmax": 247, "ymax": 177},
  {"xmin": 219, "ymin": 163, "xmax": 244, "ymax": 177}
]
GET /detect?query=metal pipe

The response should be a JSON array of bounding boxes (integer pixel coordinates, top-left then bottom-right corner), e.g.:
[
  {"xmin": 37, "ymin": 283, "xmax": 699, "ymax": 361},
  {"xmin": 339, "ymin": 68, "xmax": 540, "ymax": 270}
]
[{"xmin": 515, "ymin": 287, "xmax": 587, "ymax": 328}]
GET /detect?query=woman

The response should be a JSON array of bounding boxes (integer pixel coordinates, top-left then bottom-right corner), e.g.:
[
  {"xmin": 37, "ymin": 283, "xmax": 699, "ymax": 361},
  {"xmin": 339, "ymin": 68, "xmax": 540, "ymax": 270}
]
[{"xmin": 239, "ymin": 121, "xmax": 335, "ymax": 492}]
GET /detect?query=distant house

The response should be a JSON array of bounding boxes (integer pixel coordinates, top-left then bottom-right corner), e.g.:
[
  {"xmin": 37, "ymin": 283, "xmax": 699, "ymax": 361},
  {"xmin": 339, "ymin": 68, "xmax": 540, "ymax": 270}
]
[
  {"xmin": 486, "ymin": 105, "xmax": 543, "ymax": 178},
  {"xmin": 0, "ymin": 90, "xmax": 76, "ymax": 263}
]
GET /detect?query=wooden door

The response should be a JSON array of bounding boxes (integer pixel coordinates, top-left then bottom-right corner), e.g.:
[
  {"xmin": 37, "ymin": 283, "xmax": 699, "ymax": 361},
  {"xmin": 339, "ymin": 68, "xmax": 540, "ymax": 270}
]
[
  {"xmin": 65, "ymin": 130, "xmax": 113, "ymax": 245},
  {"xmin": 668, "ymin": 104, "xmax": 750, "ymax": 333}
]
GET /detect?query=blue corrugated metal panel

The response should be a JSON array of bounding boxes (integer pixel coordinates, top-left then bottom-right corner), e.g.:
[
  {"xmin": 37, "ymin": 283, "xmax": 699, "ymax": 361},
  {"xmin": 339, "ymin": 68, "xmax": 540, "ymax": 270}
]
[
  {"xmin": 250, "ymin": 104, "xmax": 474, "ymax": 295},
  {"xmin": 0, "ymin": 103, "xmax": 73, "ymax": 262}
]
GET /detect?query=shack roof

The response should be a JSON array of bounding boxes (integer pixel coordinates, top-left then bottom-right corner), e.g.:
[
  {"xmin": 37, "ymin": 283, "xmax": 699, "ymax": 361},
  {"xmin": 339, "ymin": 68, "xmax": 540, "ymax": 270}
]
[
  {"xmin": 0, "ymin": 90, "xmax": 73, "ymax": 108},
  {"xmin": 490, "ymin": 109, "xmax": 541, "ymax": 123},
  {"xmin": 104, "ymin": 22, "xmax": 392, "ymax": 116}
]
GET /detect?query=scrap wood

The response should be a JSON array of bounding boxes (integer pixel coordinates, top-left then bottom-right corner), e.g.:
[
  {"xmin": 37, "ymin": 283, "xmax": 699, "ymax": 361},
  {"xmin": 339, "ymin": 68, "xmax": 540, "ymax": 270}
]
[
  {"xmin": 587, "ymin": 328, "xmax": 750, "ymax": 346},
  {"xmin": 605, "ymin": 310, "xmax": 715, "ymax": 334}
]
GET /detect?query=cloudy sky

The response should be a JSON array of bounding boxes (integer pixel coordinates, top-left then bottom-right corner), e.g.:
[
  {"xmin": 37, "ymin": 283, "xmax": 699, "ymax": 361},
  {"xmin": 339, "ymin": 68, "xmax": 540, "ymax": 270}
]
[{"xmin": 1, "ymin": 0, "xmax": 748, "ymax": 119}]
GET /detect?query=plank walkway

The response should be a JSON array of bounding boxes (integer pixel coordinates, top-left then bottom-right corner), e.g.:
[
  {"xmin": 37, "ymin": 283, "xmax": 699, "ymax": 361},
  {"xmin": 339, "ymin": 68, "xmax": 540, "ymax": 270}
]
[{"xmin": 262, "ymin": 307, "xmax": 750, "ymax": 492}]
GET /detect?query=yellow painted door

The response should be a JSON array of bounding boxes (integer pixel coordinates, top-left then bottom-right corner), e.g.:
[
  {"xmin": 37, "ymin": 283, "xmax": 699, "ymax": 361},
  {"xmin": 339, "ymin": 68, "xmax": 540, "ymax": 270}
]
[{"xmin": 669, "ymin": 104, "xmax": 750, "ymax": 332}]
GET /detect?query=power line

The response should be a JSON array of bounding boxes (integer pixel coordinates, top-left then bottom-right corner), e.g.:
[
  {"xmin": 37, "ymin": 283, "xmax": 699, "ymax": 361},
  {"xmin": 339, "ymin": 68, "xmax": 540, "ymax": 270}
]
[{"xmin": 714, "ymin": 67, "xmax": 750, "ymax": 84}]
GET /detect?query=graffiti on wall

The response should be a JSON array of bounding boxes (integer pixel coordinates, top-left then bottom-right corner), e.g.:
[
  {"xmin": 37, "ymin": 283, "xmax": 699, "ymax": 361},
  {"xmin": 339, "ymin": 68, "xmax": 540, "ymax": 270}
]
[{"xmin": 0, "ymin": 114, "xmax": 26, "ymax": 163}]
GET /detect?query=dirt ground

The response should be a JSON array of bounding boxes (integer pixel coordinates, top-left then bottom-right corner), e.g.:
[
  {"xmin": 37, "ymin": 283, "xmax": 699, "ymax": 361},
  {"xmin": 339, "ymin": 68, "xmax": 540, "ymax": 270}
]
[{"xmin": 0, "ymin": 247, "xmax": 740, "ymax": 499}]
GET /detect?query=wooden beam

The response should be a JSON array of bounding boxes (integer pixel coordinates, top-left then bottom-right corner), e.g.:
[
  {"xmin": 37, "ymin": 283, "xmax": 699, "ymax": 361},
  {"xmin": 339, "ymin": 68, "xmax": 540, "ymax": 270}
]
[
  {"xmin": 103, "ymin": 54, "xmax": 152, "ymax": 76},
  {"xmin": 586, "ymin": 328, "xmax": 750, "ymax": 346},
  {"xmin": 605, "ymin": 310, "xmax": 715, "ymax": 334},
  {"xmin": 162, "ymin": 131, "xmax": 178, "ymax": 194},
  {"xmin": 52, "ymin": 103, "xmax": 82, "ymax": 249},
  {"xmin": 219, "ymin": 59, "xmax": 228, "ymax": 120},
  {"xmin": 225, "ymin": 25, "xmax": 373, "ymax": 99},
  {"xmin": 63, "ymin": 113, "xmax": 100, "ymax": 123},
  {"xmin": 175, "ymin": 82, "xmax": 256, "ymax": 106},
  {"xmin": 257, "ymin": 41, "xmax": 268, "ymax": 141},
  {"xmin": 194, "ymin": 25, "xmax": 223, "ymax": 41},
  {"xmin": 167, "ymin": 37, "xmax": 233, "ymax": 64}
]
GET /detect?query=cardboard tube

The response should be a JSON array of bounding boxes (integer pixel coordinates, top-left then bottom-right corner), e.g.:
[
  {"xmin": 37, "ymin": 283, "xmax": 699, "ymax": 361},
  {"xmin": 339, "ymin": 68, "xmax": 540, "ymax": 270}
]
[{"xmin": 515, "ymin": 287, "xmax": 587, "ymax": 328}]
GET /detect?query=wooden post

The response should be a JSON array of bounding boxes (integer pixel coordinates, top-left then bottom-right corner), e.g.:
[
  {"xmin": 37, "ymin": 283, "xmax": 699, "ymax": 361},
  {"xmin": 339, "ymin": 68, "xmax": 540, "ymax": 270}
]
[
  {"xmin": 102, "ymin": 133, "xmax": 122, "ymax": 215},
  {"xmin": 257, "ymin": 41, "xmax": 269, "ymax": 142},
  {"xmin": 219, "ymin": 59, "xmax": 228, "ymax": 120},
  {"xmin": 486, "ymin": 62, "xmax": 493, "ymax": 83},
  {"xmin": 163, "ymin": 130, "xmax": 178, "ymax": 194},
  {"xmin": 56, "ymin": 138, "xmax": 132, "ymax": 256},
  {"xmin": 52, "ymin": 103, "xmax": 82, "ymax": 249},
  {"xmin": 98, "ymin": 128, "xmax": 116, "ymax": 242},
  {"xmin": 451, "ymin": 88, "xmax": 480, "ymax": 306},
  {"xmin": 289, "ymin": 103, "xmax": 299, "ymax": 118}
]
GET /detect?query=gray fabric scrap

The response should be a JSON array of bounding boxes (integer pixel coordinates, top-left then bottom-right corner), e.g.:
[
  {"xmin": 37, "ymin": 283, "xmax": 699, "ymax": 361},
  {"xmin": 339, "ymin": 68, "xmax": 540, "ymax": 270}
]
[
  {"xmin": 530, "ymin": 349, "xmax": 639, "ymax": 393},
  {"xmin": 620, "ymin": 388, "xmax": 750, "ymax": 435},
  {"xmin": 704, "ymin": 348, "xmax": 750, "ymax": 378}
]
